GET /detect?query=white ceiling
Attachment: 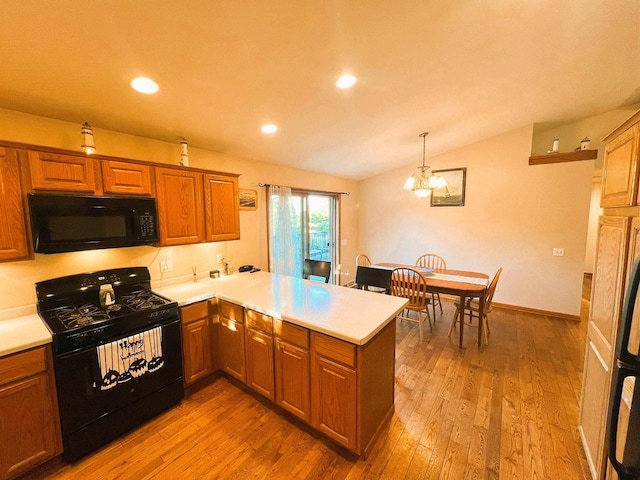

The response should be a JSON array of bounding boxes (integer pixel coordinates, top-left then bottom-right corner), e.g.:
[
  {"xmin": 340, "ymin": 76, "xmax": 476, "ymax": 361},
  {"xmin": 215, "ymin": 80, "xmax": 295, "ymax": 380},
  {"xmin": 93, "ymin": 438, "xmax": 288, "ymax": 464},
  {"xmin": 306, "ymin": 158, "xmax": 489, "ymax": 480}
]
[{"xmin": 1, "ymin": 1, "xmax": 639, "ymax": 180}]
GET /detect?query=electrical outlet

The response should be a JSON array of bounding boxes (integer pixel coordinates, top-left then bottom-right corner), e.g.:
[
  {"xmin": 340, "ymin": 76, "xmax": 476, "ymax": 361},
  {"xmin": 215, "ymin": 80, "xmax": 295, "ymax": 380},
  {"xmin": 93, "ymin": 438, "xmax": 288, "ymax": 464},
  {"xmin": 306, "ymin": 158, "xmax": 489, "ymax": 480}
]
[
  {"xmin": 217, "ymin": 253, "xmax": 225, "ymax": 264},
  {"xmin": 160, "ymin": 260, "xmax": 173, "ymax": 273},
  {"xmin": 552, "ymin": 248, "xmax": 564, "ymax": 257}
]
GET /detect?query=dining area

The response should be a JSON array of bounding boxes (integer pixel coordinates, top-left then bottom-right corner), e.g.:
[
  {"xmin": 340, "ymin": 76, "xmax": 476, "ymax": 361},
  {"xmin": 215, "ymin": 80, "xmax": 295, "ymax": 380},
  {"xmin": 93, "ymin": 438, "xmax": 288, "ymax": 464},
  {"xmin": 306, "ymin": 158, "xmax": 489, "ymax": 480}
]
[{"xmin": 351, "ymin": 253, "xmax": 502, "ymax": 348}]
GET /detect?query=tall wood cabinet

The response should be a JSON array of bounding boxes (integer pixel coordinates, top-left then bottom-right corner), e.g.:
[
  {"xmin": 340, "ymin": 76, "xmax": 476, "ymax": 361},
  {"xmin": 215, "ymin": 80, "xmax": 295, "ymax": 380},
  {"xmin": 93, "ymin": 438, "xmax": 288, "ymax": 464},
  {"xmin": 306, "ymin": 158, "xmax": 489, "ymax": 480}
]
[
  {"xmin": 580, "ymin": 110, "xmax": 640, "ymax": 479},
  {"xmin": 0, "ymin": 148, "xmax": 29, "ymax": 261}
]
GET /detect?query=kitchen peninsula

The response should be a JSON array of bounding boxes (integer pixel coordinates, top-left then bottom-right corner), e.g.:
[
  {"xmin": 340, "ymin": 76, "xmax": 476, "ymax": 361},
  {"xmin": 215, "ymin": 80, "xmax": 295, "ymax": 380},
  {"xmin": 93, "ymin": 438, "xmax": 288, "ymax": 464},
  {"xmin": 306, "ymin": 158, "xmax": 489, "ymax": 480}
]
[{"xmin": 157, "ymin": 271, "xmax": 408, "ymax": 457}]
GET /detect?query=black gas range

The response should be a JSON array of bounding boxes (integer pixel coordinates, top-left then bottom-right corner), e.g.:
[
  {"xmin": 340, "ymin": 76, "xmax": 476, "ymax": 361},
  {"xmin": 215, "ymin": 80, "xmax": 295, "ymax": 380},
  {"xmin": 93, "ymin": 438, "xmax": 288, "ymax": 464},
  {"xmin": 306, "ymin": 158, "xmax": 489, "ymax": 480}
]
[{"xmin": 36, "ymin": 267, "xmax": 184, "ymax": 462}]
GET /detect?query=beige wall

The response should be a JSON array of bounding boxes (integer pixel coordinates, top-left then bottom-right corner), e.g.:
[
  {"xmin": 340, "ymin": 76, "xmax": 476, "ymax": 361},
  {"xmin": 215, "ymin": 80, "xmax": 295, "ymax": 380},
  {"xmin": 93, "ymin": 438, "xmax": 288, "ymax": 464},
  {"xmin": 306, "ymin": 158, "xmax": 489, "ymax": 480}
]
[
  {"xmin": 0, "ymin": 108, "xmax": 359, "ymax": 311},
  {"xmin": 359, "ymin": 125, "xmax": 593, "ymax": 316},
  {"xmin": 532, "ymin": 107, "xmax": 638, "ymax": 273}
]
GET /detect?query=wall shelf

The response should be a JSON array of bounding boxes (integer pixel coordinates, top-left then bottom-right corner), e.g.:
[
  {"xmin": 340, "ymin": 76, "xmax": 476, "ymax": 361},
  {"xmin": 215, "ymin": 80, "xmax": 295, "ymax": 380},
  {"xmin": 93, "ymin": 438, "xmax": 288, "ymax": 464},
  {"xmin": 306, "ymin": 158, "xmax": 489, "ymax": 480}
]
[{"xmin": 528, "ymin": 149, "xmax": 598, "ymax": 165}]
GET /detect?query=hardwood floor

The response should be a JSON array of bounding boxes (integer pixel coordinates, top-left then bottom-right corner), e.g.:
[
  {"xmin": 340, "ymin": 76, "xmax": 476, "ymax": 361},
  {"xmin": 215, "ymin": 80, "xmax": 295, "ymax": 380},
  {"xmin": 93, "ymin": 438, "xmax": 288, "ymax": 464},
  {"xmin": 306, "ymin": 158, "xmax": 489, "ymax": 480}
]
[{"xmin": 28, "ymin": 298, "xmax": 590, "ymax": 480}]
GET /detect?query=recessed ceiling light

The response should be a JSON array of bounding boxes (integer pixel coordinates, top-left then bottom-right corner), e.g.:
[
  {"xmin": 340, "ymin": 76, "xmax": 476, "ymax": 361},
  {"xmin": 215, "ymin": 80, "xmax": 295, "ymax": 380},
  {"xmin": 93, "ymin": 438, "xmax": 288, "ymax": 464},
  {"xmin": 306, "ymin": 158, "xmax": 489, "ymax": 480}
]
[
  {"xmin": 130, "ymin": 77, "xmax": 159, "ymax": 94},
  {"xmin": 261, "ymin": 124, "xmax": 278, "ymax": 134},
  {"xmin": 336, "ymin": 74, "xmax": 357, "ymax": 89}
]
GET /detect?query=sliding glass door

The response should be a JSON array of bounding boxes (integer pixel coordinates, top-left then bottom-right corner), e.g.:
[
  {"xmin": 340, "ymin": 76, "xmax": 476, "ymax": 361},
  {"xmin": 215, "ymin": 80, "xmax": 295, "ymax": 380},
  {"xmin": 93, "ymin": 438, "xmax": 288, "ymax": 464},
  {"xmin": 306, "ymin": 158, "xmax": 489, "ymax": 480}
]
[{"xmin": 268, "ymin": 189, "xmax": 339, "ymax": 283}]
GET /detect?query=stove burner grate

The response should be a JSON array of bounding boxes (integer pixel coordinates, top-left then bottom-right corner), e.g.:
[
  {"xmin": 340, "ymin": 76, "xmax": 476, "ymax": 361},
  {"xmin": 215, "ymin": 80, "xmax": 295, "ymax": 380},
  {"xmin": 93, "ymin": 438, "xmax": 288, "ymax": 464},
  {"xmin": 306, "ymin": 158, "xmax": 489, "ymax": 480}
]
[
  {"xmin": 57, "ymin": 304, "xmax": 111, "ymax": 329},
  {"xmin": 121, "ymin": 291, "xmax": 170, "ymax": 311}
]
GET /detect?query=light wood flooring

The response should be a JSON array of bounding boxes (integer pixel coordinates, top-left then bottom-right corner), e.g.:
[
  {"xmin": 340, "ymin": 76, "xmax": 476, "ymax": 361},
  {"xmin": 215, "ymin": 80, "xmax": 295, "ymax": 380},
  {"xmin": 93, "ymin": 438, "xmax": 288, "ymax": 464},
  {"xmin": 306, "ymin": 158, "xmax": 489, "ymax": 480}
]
[{"xmin": 28, "ymin": 294, "xmax": 591, "ymax": 479}]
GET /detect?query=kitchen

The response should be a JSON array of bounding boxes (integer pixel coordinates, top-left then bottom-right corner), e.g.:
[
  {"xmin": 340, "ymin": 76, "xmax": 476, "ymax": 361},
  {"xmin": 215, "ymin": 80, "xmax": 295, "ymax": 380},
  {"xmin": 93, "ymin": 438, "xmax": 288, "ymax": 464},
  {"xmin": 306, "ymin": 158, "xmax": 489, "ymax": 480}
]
[{"xmin": 1, "ymin": 2, "xmax": 640, "ymax": 479}]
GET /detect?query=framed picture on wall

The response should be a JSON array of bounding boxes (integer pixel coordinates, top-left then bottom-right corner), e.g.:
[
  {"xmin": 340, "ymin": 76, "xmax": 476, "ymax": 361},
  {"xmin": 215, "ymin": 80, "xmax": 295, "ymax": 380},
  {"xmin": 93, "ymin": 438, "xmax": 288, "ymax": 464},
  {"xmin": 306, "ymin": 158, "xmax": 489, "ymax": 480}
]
[
  {"xmin": 431, "ymin": 168, "xmax": 466, "ymax": 207},
  {"xmin": 239, "ymin": 189, "xmax": 258, "ymax": 210}
]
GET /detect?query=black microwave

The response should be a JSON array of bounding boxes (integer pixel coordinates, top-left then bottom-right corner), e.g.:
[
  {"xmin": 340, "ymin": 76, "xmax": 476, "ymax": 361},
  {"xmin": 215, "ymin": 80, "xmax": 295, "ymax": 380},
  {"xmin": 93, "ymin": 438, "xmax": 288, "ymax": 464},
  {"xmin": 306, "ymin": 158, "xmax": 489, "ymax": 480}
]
[{"xmin": 28, "ymin": 194, "xmax": 159, "ymax": 254}]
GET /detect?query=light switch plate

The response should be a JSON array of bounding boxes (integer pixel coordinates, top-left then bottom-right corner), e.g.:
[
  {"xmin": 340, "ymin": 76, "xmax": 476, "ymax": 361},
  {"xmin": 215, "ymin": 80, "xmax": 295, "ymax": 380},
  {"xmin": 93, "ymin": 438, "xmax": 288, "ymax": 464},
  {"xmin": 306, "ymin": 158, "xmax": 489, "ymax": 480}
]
[{"xmin": 552, "ymin": 248, "xmax": 564, "ymax": 257}]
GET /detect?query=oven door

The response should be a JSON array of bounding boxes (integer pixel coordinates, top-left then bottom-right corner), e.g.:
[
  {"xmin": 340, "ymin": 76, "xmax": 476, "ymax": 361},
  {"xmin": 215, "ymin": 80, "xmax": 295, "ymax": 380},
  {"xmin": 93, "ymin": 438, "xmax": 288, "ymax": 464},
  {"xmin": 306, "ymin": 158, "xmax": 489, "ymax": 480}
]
[{"xmin": 53, "ymin": 318, "xmax": 183, "ymax": 436}]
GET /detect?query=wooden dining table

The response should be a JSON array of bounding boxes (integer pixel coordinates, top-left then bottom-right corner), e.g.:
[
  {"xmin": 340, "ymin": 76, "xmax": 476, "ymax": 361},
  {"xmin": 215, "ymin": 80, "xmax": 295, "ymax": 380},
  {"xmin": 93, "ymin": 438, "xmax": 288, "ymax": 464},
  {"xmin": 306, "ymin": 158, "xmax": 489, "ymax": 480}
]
[{"xmin": 374, "ymin": 263, "xmax": 489, "ymax": 348}]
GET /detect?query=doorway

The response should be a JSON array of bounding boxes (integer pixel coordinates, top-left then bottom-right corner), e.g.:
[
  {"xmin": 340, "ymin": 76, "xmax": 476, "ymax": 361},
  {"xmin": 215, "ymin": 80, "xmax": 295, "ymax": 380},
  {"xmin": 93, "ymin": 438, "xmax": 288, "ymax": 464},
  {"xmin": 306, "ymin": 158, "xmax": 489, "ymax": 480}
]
[{"xmin": 268, "ymin": 189, "xmax": 339, "ymax": 283}]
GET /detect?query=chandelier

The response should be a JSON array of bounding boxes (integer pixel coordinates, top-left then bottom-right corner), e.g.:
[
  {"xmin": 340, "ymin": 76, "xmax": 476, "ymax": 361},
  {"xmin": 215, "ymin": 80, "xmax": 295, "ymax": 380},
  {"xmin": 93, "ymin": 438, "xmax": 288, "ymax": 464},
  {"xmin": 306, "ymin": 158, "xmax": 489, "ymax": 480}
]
[{"xmin": 403, "ymin": 132, "xmax": 445, "ymax": 198}]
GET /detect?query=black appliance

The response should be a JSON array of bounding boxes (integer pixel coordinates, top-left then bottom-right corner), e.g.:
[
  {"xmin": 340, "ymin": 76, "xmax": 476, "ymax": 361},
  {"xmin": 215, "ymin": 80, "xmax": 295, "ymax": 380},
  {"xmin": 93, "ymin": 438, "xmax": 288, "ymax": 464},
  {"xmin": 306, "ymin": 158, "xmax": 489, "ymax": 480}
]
[
  {"xmin": 36, "ymin": 267, "xmax": 183, "ymax": 462},
  {"xmin": 607, "ymin": 257, "xmax": 640, "ymax": 479},
  {"xmin": 28, "ymin": 193, "xmax": 159, "ymax": 254}
]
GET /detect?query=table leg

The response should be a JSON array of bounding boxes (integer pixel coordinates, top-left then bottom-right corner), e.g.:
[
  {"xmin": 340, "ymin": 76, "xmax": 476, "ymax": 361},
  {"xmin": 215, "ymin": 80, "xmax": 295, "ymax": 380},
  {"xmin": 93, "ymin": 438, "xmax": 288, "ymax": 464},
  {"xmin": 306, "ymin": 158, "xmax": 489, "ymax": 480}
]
[
  {"xmin": 478, "ymin": 293, "xmax": 486, "ymax": 347},
  {"xmin": 459, "ymin": 294, "xmax": 466, "ymax": 348}
]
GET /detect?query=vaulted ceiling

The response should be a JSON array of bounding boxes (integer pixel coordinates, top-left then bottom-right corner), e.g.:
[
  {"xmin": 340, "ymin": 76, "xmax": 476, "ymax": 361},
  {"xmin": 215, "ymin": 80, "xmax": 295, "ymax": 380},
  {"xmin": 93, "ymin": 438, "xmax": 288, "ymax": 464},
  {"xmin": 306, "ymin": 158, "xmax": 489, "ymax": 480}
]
[{"xmin": 1, "ymin": 1, "xmax": 639, "ymax": 179}]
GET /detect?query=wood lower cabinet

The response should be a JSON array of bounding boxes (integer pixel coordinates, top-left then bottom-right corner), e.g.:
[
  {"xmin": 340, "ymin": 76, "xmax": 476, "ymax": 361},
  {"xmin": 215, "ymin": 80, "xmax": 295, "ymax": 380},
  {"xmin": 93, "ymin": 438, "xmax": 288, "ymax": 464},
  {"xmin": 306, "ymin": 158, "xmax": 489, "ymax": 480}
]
[
  {"xmin": 154, "ymin": 167, "xmax": 205, "ymax": 246},
  {"xmin": 0, "ymin": 346, "xmax": 62, "ymax": 480},
  {"xmin": 245, "ymin": 310, "xmax": 275, "ymax": 401},
  {"xmin": 311, "ymin": 333, "xmax": 357, "ymax": 450},
  {"xmin": 27, "ymin": 151, "xmax": 99, "ymax": 193},
  {"xmin": 181, "ymin": 301, "xmax": 215, "ymax": 386},
  {"xmin": 102, "ymin": 160, "xmax": 153, "ymax": 196},
  {"xmin": 0, "ymin": 148, "xmax": 29, "ymax": 262},
  {"xmin": 204, "ymin": 174, "xmax": 240, "ymax": 242},
  {"xmin": 274, "ymin": 322, "xmax": 310, "ymax": 422},
  {"xmin": 219, "ymin": 301, "xmax": 246, "ymax": 383}
]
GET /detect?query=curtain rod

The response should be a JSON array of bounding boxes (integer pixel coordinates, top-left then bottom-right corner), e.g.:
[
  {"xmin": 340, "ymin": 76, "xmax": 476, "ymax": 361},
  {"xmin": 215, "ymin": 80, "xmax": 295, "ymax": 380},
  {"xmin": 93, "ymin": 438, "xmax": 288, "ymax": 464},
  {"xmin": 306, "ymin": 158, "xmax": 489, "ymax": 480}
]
[{"xmin": 257, "ymin": 182, "xmax": 350, "ymax": 196}]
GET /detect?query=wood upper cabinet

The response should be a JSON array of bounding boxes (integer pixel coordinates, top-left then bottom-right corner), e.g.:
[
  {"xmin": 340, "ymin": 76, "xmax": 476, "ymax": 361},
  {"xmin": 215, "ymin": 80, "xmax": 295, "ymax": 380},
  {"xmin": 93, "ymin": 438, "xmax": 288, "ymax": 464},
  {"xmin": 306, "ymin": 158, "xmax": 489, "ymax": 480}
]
[
  {"xmin": 154, "ymin": 167, "xmax": 205, "ymax": 245},
  {"xmin": 204, "ymin": 174, "xmax": 240, "ymax": 242},
  {"xmin": 181, "ymin": 301, "xmax": 214, "ymax": 386},
  {"xmin": 0, "ymin": 148, "xmax": 29, "ymax": 261},
  {"xmin": 580, "ymin": 216, "xmax": 630, "ymax": 479},
  {"xmin": 28, "ymin": 151, "xmax": 99, "ymax": 193},
  {"xmin": 102, "ymin": 160, "xmax": 153, "ymax": 196},
  {"xmin": 274, "ymin": 321, "xmax": 310, "ymax": 422},
  {"xmin": 601, "ymin": 122, "xmax": 640, "ymax": 208},
  {"xmin": 310, "ymin": 332, "xmax": 357, "ymax": 451},
  {"xmin": 0, "ymin": 347, "xmax": 62, "ymax": 480},
  {"xmin": 219, "ymin": 301, "xmax": 246, "ymax": 383}
]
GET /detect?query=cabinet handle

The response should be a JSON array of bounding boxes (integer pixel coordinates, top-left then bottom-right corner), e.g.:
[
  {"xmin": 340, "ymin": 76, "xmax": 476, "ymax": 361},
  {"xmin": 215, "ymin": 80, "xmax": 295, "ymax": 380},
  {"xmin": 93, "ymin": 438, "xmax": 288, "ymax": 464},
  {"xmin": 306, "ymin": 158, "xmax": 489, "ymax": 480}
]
[{"xmin": 253, "ymin": 334, "xmax": 266, "ymax": 345}]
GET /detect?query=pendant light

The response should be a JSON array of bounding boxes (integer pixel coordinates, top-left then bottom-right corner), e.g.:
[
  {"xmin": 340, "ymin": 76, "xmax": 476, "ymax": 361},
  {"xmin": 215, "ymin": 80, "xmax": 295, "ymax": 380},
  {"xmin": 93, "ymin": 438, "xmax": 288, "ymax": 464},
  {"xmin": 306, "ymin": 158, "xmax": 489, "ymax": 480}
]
[{"xmin": 403, "ymin": 132, "xmax": 445, "ymax": 198}]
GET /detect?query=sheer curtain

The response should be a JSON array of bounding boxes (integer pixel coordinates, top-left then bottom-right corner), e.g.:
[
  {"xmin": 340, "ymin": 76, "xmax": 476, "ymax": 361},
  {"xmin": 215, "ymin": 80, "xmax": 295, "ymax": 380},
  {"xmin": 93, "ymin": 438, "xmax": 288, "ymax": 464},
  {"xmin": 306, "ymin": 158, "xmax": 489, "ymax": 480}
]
[{"xmin": 268, "ymin": 185, "xmax": 299, "ymax": 277}]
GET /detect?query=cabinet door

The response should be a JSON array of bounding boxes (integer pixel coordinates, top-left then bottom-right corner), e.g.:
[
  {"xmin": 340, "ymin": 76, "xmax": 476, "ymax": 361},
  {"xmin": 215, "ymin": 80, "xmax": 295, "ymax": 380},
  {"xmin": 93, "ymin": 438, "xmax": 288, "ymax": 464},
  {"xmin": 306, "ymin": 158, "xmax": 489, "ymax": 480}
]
[
  {"xmin": 28, "ymin": 151, "xmax": 98, "ymax": 193},
  {"xmin": 579, "ymin": 216, "xmax": 629, "ymax": 479},
  {"xmin": 219, "ymin": 318, "xmax": 246, "ymax": 383},
  {"xmin": 0, "ymin": 148, "xmax": 29, "ymax": 261},
  {"xmin": 311, "ymin": 355, "xmax": 357, "ymax": 450},
  {"xmin": 246, "ymin": 328, "xmax": 275, "ymax": 401},
  {"xmin": 275, "ymin": 339, "xmax": 310, "ymax": 422},
  {"xmin": 0, "ymin": 373, "xmax": 61, "ymax": 480},
  {"xmin": 204, "ymin": 174, "xmax": 240, "ymax": 242},
  {"xmin": 102, "ymin": 160, "xmax": 153, "ymax": 196},
  {"xmin": 154, "ymin": 167, "xmax": 204, "ymax": 245},
  {"xmin": 182, "ymin": 318, "xmax": 214, "ymax": 386},
  {"xmin": 601, "ymin": 123, "xmax": 640, "ymax": 207}
]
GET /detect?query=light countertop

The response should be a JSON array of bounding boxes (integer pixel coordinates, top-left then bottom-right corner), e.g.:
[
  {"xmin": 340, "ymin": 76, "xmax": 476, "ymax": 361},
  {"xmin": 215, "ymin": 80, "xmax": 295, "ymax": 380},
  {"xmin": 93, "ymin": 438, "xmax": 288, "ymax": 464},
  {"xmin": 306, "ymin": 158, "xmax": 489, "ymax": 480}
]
[
  {"xmin": 0, "ymin": 312, "xmax": 52, "ymax": 357},
  {"xmin": 157, "ymin": 271, "xmax": 408, "ymax": 345},
  {"xmin": 0, "ymin": 271, "xmax": 408, "ymax": 357}
]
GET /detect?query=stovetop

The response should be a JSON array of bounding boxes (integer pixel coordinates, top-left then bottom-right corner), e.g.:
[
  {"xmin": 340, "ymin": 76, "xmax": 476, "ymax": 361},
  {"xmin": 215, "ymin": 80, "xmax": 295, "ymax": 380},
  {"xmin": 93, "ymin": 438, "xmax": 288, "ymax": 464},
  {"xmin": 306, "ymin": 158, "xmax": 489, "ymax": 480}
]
[{"xmin": 36, "ymin": 267, "xmax": 179, "ymax": 354}]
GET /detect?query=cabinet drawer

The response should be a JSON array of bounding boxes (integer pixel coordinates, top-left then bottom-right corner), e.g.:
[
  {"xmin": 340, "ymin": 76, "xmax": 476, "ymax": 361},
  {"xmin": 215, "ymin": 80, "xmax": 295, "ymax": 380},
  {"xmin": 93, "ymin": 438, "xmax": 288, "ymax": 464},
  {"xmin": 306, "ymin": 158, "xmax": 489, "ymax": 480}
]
[
  {"xmin": 246, "ymin": 309, "xmax": 273, "ymax": 334},
  {"xmin": 312, "ymin": 332, "xmax": 356, "ymax": 368},
  {"xmin": 181, "ymin": 301, "xmax": 209, "ymax": 325},
  {"xmin": 0, "ymin": 347, "xmax": 47, "ymax": 386},
  {"xmin": 220, "ymin": 301, "xmax": 244, "ymax": 324},
  {"xmin": 274, "ymin": 321, "xmax": 309, "ymax": 349}
]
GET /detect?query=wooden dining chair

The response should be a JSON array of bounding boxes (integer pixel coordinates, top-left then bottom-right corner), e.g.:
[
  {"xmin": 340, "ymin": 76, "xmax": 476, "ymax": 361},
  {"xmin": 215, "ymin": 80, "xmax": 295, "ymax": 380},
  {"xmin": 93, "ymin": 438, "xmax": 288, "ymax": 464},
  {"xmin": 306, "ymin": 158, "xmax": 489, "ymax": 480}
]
[
  {"xmin": 391, "ymin": 267, "xmax": 432, "ymax": 340},
  {"xmin": 415, "ymin": 253, "xmax": 446, "ymax": 320},
  {"xmin": 303, "ymin": 259, "xmax": 332, "ymax": 283},
  {"xmin": 355, "ymin": 253, "xmax": 372, "ymax": 267},
  {"xmin": 448, "ymin": 267, "xmax": 503, "ymax": 345},
  {"xmin": 355, "ymin": 266, "xmax": 392, "ymax": 294}
]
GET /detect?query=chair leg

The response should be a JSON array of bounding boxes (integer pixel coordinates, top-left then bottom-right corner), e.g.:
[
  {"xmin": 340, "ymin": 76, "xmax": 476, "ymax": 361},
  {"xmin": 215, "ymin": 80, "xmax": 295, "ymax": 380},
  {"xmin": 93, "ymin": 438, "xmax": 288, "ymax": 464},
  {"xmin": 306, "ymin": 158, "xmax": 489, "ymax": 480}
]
[
  {"xmin": 437, "ymin": 293, "xmax": 443, "ymax": 313},
  {"xmin": 448, "ymin": 306, "xmax": 460, "ymax": 337},
  {"xmin": 418, "ymin": 311, "xmax": 424, "ymax": 341},
  {"xmin": 425, "ymin": 307, "xmax": 433, "ymax": 332},
  {"xmin": 484, "ymin": 314, "xmax": 491, "ymax": 334},
  {"xmin": 431, "ymin": 293, "xmax": 437, "ymax": 322}
]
